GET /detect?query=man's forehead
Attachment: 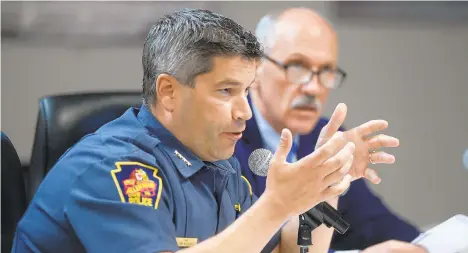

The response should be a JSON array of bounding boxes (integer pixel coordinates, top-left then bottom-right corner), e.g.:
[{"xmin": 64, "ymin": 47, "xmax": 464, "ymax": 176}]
[
  {"xmin": 202, "ymin": 56, "xmax": 258, "ymax": 84},
  {"xmin": 211, "ymin": 55, "xmax": 258, "ymax": 66},
  {"xmin": 275, "ymin": 8, "xmax": 335, "ymax": 36},
  {"xmin": 276, "ymin": 22, "xmax": 333, "ymax": 42},
  {"xmin": 270, "ymin": 9, "xmax": 338, "ymax": 60}
]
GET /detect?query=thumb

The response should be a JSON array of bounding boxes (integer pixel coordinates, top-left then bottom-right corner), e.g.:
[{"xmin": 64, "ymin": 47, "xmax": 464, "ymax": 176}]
[{"xmin": 273, "ymin": 128, "xmax": 293, "ymax": 163}]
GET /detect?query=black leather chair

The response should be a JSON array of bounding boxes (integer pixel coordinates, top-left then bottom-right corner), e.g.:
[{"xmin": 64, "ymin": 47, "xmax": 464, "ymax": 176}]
[
  {"xmin": 2, "ymin": 132, "xmax": 27, "ymax": 253},
  {"xmin": 27, "ymin": 91, "xmax": 142, "ymax": 203}
]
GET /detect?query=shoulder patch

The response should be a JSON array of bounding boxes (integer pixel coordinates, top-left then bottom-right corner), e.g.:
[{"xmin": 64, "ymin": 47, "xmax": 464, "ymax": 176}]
[{"xmin": 111, "ymin": 161, "xmax": 163, "ymax": 209}]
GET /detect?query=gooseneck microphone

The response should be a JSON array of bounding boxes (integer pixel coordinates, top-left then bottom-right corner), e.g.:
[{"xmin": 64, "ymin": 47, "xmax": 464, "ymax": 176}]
[{"xmin": 248, "ymin": 149, "xmax": 350, "ymax": 251}]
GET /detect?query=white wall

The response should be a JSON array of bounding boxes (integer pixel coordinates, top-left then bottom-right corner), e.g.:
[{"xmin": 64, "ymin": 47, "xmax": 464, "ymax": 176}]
[{"xmin": 2, "ymin": 1, "xmax": 468, "ymax": 230}]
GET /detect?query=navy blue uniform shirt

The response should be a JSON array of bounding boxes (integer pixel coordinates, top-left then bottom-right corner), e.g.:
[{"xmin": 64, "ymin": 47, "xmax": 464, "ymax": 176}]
[{"xmin": 13, "ymin": 104, "xmax": 280, "ymax": 253}]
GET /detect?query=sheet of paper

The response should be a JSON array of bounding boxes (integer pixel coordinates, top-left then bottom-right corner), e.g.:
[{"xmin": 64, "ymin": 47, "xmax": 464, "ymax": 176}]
[
  {"xmin": 333, "ymin": 215, "xmax": 468, "ymax": 253},
  {"xmin": 412, "ymin": 214, "xmax": 468, "ymax": 253}
]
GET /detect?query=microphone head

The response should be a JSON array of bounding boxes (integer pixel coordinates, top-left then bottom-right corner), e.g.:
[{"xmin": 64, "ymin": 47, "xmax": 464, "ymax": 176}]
[{"xmin": 248, "ymin": 148, "xmax": 273, "ymax": 177}]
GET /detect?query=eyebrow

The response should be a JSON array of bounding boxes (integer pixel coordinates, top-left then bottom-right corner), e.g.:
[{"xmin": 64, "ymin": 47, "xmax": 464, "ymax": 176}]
[
  {"xmin": 286, "ymin": 53, "xmax": 334, "ymax": 69},
  {"xmin": 215, "ymin": 77, "xmax": 256, "ymax": 87}
]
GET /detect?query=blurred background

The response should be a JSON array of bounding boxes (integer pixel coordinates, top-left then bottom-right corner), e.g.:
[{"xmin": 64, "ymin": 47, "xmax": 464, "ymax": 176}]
[{"xmin": 1, "ymin": 0, "xmax": 468, "ymax": 236}]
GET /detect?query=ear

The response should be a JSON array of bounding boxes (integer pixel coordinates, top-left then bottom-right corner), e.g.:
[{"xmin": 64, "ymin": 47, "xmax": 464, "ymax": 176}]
[
  {"xmin": 155, "ymin": 73, "xmax": 178, "ymax": 112},
  {"xmin": 255, "ymin": 59, "xmax": 264, "ymax": 75},
  {"xmin": 252, "ymin": 61, "xmax": 264, "ymax": 91},
  {"xmin": 251, "ymin": 79, "xmax": 261, "ymax": 91}
]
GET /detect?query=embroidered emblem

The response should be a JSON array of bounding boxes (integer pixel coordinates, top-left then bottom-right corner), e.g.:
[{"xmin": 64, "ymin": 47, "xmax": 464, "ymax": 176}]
[
  {"xmin": 174, "ymin": 150, "xmax": 192, "ymax": 166},
  {"xmin": 111, "ymin": 161, "xmax": 163, "ymax": 209}
]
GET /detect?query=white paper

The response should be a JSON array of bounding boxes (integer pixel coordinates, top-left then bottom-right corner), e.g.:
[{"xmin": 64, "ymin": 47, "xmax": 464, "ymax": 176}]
[{"xmin": 412, "ymin": 214, "xmax": 468, "ymax": 253}]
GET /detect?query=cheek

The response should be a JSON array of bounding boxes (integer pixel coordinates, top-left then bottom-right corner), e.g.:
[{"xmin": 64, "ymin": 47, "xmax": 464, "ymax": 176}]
[
  {"xmin": 179, "ymin": 97, "xmax": 204, "ymax": 129},
  {"xmin": 259, "ymin": 67, "xmax": 296, "ymax": 113},
  {"xmin": 281, "ymin": 84, "xmax": 298, "ymax": 109},
  {"xmin": 264, "ymin": 80, "xmax": 295, "ymax": 114},
  {"xmin": 197, "ymin": 96, "xmax": 232, "ymax": 129},
  {"xmin": 318, "ymin": 90, "xmax": 329, "ymax": 103}
]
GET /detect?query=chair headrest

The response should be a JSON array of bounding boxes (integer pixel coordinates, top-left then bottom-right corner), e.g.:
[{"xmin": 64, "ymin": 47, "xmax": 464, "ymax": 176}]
[{"xmin": 31, "ymin": 91, "xmax": 142, "ymax": 173}]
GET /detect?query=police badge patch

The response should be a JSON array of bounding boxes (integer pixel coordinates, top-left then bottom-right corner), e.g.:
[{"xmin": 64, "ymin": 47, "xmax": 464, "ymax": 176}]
[{"xmin": 111, "ymin": 161, "xmax": 163, "ymax": 209}]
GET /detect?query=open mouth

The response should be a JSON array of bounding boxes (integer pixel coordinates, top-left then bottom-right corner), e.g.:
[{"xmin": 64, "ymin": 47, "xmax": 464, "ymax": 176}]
[{"xmin": 223, "ymin": 132, "xmax": 243, "ymax": 140}]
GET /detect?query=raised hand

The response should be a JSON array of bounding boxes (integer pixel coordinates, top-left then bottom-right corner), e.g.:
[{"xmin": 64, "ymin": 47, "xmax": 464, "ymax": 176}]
[
  {"xmin": 315, "ymin": 103, "xmax": 400, "ymax": 184},
  {"xmin": 264, "ymin": 128, "xmax": 354, "ymax": 217}
]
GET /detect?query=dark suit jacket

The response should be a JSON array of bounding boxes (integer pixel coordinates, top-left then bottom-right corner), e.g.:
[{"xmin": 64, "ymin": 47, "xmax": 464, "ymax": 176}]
[{"xmin": 233, "ymin": 98, "xmax": 420, "ymax": 250}]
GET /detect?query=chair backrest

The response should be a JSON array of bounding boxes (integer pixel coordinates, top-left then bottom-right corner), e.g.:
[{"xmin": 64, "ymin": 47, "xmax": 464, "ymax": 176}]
[
  {"xmin": 27, "ymin": 91, "xmax": 142, "ymax": 202},
  {"xmin": 1, "ymin": 132, "xmax": 27, "ymax": 253}
]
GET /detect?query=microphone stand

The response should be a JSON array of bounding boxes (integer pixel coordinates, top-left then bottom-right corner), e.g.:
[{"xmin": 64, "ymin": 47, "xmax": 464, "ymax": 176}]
[
  {"xmin": 297, "ymin": 203, "xmax": 350, "ymax": 253},
  {"xmin": 297, "ymin": 214, "xmax": 314, "ymax": 253}
]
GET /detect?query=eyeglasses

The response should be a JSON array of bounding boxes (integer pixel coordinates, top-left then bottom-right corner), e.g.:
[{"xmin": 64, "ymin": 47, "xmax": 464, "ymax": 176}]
[{"xmin": 263, "ymin": 54, "xmax": 347, "ymax": 89}]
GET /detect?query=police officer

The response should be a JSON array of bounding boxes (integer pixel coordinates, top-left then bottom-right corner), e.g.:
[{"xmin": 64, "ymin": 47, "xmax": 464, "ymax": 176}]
[{"xmin": 13, "ymin": 9, "xmax": 355, "ymax": 253}]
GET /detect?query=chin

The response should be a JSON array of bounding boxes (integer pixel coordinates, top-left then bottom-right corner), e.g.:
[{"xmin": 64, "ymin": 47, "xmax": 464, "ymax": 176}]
[{"xmin": 212, "ymin": 146, "xmax": 236, "ymax": 161}]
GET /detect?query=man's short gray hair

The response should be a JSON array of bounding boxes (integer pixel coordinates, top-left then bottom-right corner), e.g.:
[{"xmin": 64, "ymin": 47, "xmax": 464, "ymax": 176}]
[{"xmin": 142, "ymin": 8, "xmax": 263, "ymax": 105}]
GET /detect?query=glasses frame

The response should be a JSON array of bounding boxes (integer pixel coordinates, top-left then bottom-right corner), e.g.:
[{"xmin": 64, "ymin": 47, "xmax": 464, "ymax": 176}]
[{"xmin": 262, "ymin": 54, "xmax": 347, "ymax": 89}]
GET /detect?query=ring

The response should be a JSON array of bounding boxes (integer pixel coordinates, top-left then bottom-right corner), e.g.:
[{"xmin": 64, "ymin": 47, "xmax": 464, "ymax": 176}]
[{"xmin": 369, "ymin": 151, "xmax": 376, "ymax": 164}]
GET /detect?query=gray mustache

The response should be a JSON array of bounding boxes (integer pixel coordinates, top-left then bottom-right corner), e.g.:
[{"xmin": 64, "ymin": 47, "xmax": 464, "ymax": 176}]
[{"xmin": 291, "ymin": 95, "xmax": 322, "ymax": 110}]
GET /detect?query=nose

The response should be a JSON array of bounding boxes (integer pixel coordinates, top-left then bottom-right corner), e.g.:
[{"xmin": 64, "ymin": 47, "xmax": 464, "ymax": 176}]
[
  {"xmin": 232, "ymin": 96, "xmax": 253, "ymax": 121},
  {"xmin": 301, "ymin": 74, "xmax": 324, "ymax": 95}
]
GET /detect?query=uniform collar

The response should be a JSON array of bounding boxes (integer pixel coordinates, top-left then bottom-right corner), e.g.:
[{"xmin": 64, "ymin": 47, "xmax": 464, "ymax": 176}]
[
  {"xmin": 137, "ymin": 104, "xmax": 235, "ymax": 178},
  {"xmin": 137, "ymin": 104, "xmax": 205, "ymax": 178}
]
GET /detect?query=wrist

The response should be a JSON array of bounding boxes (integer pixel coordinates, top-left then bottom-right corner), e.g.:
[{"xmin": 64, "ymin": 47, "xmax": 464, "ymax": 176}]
[{"xmin": 259, "ymin": 191, "xmax": 293, "ymax": 223}]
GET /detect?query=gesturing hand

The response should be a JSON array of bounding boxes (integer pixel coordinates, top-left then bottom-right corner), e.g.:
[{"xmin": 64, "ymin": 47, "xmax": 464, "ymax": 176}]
[
  {"xmin": 264, "ymin": 128, "xmax": 354, "ymax": 217},
  {"xmin": 315, "ymin": 103, "xmax": 400, "ymax": 184}
]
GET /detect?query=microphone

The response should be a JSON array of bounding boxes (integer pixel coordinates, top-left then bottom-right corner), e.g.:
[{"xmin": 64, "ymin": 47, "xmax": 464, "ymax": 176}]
[{"xmin": 248, "ymin": 148, "xmax": 350, "ymax": 234}]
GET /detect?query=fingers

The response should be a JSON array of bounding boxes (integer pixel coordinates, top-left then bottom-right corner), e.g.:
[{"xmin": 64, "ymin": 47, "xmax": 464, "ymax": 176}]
[
  {"xmin": 356, "ymin": 120, "xmax": 388, "ymax": 137},
  {"xmin": 272, "ymin": 128, "xmax": 293, "ymax": 163},
  {"xmin": 323, "ymin": 103, "xmax": 348, "ymax": 138},
  {"xmin": 323, "ymin": 155, "xmax": 353, "ymax": 188},
  {"xmin": 321, "ymin": 142, "xmax": 355, "ymax": 176},
  {"xmin": 301, "ymin": 132, "xmax": 349, "ymax": 166},
  {"xmin": 364, "ymin": 168, "xmax": 381, "ymax": 184},
  {"xmin": 322, "ymin": 174, "xmax": 352, "ymax": 199},
  {"xmin": 369, "ymin": 151, "xmax": 395, "ymax": 164},
  {"xmin": 316, "ymin": 103, "xmax": 347, "ymax": 149},
  {"xmin": 367, "ymin": 134, "xmax": 400, "ymax": 150}
]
